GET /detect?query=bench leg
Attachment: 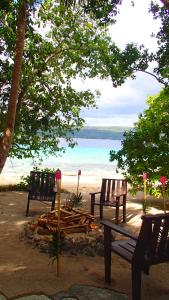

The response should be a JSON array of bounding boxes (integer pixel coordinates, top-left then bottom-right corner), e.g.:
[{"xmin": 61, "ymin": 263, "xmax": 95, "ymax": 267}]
[
  {"xmin": 90, "ymin": 194, "xmax": 95, "ymax": 215},
  {"xmin": 104, "ymin": 225, "xmax": 112, "ymax": 283},
  {"xmin": 115, "ymin": 197, "xmax": 120, "ymax": 224},
  {"xmin": 123, "ymin": 195, "xmax": 126, "ymax": 223},
  {"xmin": 51, "ymin": 200, "xmax": 55, "ymax": 211},
  {"xmin": 132, "ymin": 265, "xmax": 142, "ymax": 300},
  {"xmin": 100, "ymin": 204, "xmax": 103, "ymax": 219},
  {"xmin": 26, "ymin": 198, "xmax": 30, "ymax": 217}
]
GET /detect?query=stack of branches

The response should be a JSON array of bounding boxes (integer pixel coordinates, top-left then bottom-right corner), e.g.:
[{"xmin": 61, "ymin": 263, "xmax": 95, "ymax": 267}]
[{"xmin": 38, "ymin": 208, "xmax": 95, "ymax": 234}]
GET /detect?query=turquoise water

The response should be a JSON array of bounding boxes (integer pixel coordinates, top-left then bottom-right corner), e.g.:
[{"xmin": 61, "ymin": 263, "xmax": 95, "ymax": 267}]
[
  {"xmin": 55, "ymin": 138, "xmax": 121, "ymax": 164},
  {"xmin": 1, "ymin": 138, "xmax": 122, "ymax": 184}
]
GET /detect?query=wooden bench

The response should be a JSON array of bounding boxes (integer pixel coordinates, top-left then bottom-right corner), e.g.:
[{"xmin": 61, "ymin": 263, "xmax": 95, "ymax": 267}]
[
  {"xmin": 26, "ymin": 171, "xmax": 56, "ymax": 216},
  {"xmin": 90, "ymin": 178, "xmax": 127, "ymax": 224},
  {"xmin": 101, "ymin": 213, "xmax": 169, "ymax": 300}
]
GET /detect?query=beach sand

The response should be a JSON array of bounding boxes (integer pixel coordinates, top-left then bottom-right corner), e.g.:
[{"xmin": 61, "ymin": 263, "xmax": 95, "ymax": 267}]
[{"xmin": 0, "ymin": 180, "xmax": 169, "ymax": 299}]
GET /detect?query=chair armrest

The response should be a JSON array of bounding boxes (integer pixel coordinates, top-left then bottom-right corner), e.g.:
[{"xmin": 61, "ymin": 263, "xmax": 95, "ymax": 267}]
[
  {"xmin": 89, "ymin": 192, "xmax": 101, "ymax": 196},
  {"xmin": 100, "ymin": 219, "xmax": 138, "ymax": 241}
]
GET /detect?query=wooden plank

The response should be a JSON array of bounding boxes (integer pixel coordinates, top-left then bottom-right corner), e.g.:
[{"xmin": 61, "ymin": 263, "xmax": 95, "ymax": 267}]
[
  {"xmin": 72, "ymin": 208, "xmax": 95, "ymax": 218},
  {"xmin": 111, "ymin": 241, "xmax": 133, "ymax": 263}
]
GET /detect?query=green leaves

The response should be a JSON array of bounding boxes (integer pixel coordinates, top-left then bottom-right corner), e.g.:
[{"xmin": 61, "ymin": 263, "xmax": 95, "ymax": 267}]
[
  {"xmin": 110, "ymin": 87, "xmax": 169, "ymax": 192},
  {"xmin": 2, "ymin": 1, "xmax": 164, "ymax": 162},
  {"xmin": 1, "ymin": 1, "xmax": 144, "ymax": 160},
  {"xmin": 149, "ymin": 2, "xmax": 169, "ymax": 86}
]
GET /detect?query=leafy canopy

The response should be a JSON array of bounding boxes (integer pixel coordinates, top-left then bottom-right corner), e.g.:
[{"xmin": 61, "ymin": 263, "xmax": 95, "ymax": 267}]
[
  {"xmin": 150, "ymin": 1, "xmax": 169, "ymax": 85},
  {"xmin": 0, "ymin": 0, "xmax": 148, "ymax": 159},
  {"xmin": 110, "ymin": 1, "xmax": 169, "ymax": 194},
  {"xmin": 110, "ymin": 87, "xmax": 169, "ymax": 193}
]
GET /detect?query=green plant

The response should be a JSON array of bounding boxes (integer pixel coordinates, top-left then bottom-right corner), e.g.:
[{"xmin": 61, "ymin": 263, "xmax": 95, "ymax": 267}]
[
  {"xmin": 142, "ymin": 199, "xmax": 151, "ymax": 214},
  {"xmin": 70, "ymin": 192, "xmax": 83, "ymax": 207},
  {"xmin": 49, "ymin": 229, "xmax": 65, "ymax": 264}
]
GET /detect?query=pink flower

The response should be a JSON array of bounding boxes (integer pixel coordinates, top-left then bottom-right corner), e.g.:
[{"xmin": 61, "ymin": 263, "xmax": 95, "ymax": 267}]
[
  {"xmin": 78, "ymin": 169, "xmax": 81, "ymax": 176},
  {"xmin": 143, "ymin": 172, "xmax": 148, "ymax": 181},
  {"xmin": 55, "ymin": 169, "xmax": 62, "ymax": 180},
  {"xmin": 160, "ymin": 176, "xmax": 167, "ymax": 186}
]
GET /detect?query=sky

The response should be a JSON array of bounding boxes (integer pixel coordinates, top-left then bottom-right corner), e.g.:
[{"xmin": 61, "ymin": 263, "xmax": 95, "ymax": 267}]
[{"xmin": 79, "ymin": 0, "xmax": 163, "ymax": 127}]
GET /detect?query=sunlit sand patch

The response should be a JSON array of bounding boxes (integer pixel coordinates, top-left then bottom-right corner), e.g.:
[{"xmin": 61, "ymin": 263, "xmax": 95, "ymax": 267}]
[
  {"xmin": 0, "ymin": 221, "xmax": 8, "ymax": 225},
  {"xmin": 15, "ymin": 220, "xmax": 28, "ymax": 226},
  {"xmin": 0, "ymin": 264, "xmax": 27, "ymax": 272},
  {"xmin": 8, "ymin": 202, "xmax": 16, "ymax": 206}
]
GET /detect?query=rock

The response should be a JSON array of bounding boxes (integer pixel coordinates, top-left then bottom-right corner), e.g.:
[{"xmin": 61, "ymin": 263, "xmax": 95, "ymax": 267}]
[
  {"xmin": 36, "ymin": 227, "xmax": 50, "ymax": 235},
  {"xmin": 52, "ymin": 284, "xmax": 128, "ymax": 300},
  {"xmin": 60, "ymin": 298, "xmax": 77, "ymax": 300},
  {"xmin": 83, "ymin": 246, "xmax": 95, "ymax": 257},
  {"xmin": 15, "ymin": 295, "xmax": 51, "ymax": 300},
  {"xmin": 95, "ymin": 243, "xmax": 104, "ymax": 256},
  {"xmin": 0, "ymin": 294, "xmax": 7, "ymax": 300},
  {"xmin": 23, "ymin": 220, "xmax": 105, "ymax": 257},
  {"xmin": 38, "ymin": 241, "xmax": 49, "ymax": 253},
  {"xmin": 69, "ymin": 249, "xmax": 78, "ymax": 256}
]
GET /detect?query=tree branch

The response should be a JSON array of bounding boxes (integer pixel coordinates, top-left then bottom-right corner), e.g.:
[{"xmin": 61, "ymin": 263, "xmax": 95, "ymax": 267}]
[{"xmin": 135, "ymin": 69, "xmax": 167, "ymax": 86}]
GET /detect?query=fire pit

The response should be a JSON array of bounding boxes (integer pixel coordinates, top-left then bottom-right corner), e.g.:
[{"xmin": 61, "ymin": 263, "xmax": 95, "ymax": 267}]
[{"xmin": 23, "ymin": 208, "xmax": 104, "ymax": 257}]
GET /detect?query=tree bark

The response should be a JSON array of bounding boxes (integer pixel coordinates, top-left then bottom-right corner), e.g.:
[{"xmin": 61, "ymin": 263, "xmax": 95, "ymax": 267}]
[{"xmin": 0, "ymin": 0, "xmax": 26, "ymax": 173}]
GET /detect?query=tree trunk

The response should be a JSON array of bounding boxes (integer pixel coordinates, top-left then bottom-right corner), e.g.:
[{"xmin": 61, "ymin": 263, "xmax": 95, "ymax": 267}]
[{"xmin": 0, "ymin": 0, "xmax": 26, "ymax": 174}]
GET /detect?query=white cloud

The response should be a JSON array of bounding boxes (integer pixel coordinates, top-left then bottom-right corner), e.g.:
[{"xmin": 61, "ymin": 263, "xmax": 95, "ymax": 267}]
[
  {"xmin": 73, "ymin": 0, "xmax": 163, "ymax": 127},
  {"xmin": 109, "ymin": 0, "xmax": 161, "ymax": 51},
  {"xmin": 85, "ymin": 114, "xmax": 138, "ymax": 127},
  {"xmin": 85, "ymin": 0, "xmax": 163, "ymax": 126}
]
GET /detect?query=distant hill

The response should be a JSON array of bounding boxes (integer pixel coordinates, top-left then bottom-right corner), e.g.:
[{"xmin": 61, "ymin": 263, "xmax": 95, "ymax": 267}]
[{"xmin": 72, "ymin": 126, "xmax": 132, "ymax": 140}]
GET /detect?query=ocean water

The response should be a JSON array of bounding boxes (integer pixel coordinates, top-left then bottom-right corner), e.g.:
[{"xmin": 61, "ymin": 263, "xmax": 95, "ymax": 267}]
[{"xmin": 0, "ymin": 138, "xmax": 123, "ymax": 185}]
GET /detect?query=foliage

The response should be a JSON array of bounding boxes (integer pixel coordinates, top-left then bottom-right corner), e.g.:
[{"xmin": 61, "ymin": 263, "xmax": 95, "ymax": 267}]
[
  {"xmin": 60, "ymin": 0, "xmax": 123, "ymax": 26},
  {"xmin": 149, "ymin": 1, "xmax": 169, "ymax": 86},
  {"xmin": 49, "ymin": 229, "xmax": 65, "ymax": 263},
  {"xmin": 62, "ymin": 191, "xmax": 83, "ymax": 210},
  {"xmin": 70, "ymin": 192, "xmax": 83, "ymax": 207},
  {"xmin": 110, "ymin": 87, "xmax": 169, "ymax": 196},
  {"xmin": 0, "ymin": 0, "xmax": 150, "ymax": 161},
  {"xmin": 0, "ymin": 184, "xmax": 24, "ymax": 192}
]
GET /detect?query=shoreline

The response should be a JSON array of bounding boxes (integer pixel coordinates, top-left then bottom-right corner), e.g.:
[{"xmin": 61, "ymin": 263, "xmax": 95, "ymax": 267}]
[{"xmin": 0, "ymin": 168, "xmax": 124, "ymax": 189}]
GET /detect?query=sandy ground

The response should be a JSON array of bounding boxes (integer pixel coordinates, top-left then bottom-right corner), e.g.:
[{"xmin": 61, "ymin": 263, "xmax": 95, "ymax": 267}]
[{"xmin": 0, "ymin": 182, "xmax": 169, "ymax": 299}]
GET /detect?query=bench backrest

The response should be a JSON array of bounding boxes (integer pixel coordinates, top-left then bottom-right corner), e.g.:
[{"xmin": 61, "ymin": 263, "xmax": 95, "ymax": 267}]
[
  {"xmin": 28, "ymin": 171, "xmax": 55, "ymax": 201},
  {"xmin": 133, "ymin": 213, "xmax": 169, "ymax": 266},
  {"xmin": 100, "ymin": 178, "xmax": 127, "ymax": 203}
]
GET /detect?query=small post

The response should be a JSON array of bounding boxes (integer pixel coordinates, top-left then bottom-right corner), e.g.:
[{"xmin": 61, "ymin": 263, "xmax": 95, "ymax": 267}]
[
  {"xmin": 160, "ymin": 176, "xmax": 167, "ymax": 213},
  {"xmin": 143, "ymin": 172, "xmax": 148, "ymax": 214},
  {"xmin": 76, "ymin": 169, "xmax": 81, "ymax": 196},
  {"xmin": 55, "ymin": 169, "xmax": 62, "ymax": 277}
]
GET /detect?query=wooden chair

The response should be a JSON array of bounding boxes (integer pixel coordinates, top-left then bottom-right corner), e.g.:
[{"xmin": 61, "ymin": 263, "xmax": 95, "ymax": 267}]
[
  {"xmin": 90, "ymin": 178, "xmax": 127, "ymax": 224},
  {"xmin": 26, "ymin": 171, "xmax": 56, "ymax": 216},
  {"xmin": 101, "ymin": 213, "xmax": 169, "ymax": 300}
]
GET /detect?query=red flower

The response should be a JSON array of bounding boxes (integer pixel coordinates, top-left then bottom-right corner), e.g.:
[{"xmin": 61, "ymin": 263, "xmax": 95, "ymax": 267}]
[
  {"xmin": 55, "ymin": 169, "xmax": 62, "ymax": 180},
  {"xmin": 143, "ymin": 173, "xmax": 148, "ymax": 181},
  {"xmin": 160, "ymin": 176, "xmax": 167, "ymax": 186},
  {"xmin": 78, "ymin": 169, "xmax": 81, "ymax": 176}
]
